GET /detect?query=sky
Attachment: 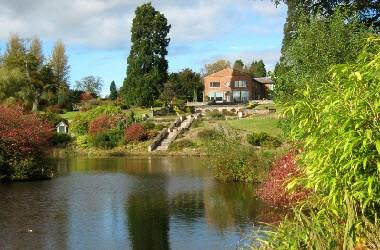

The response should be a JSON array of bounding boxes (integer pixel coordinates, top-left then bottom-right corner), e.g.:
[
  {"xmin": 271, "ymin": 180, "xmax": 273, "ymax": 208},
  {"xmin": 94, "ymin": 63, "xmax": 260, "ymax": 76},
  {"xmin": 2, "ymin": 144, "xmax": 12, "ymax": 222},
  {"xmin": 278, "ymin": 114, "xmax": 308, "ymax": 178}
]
[{"xmin": 0, "ymin": 0, "xmax": 287, "ymax": 96}]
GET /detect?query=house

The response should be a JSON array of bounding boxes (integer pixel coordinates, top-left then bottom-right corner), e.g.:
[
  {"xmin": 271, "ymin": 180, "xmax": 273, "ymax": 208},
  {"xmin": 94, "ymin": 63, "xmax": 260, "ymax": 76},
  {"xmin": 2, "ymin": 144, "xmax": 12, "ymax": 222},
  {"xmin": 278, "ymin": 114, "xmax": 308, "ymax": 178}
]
[
  {"xmin": 56, "ymin": 121, "xmax": 69, "ymax": 134},
  {"xmin": 203, "ymin": 68, "xmax": 274, "ymax": 103},
  {"xmin": 252, "ymin": 77, "xmax": 274, "ymax": 100}
]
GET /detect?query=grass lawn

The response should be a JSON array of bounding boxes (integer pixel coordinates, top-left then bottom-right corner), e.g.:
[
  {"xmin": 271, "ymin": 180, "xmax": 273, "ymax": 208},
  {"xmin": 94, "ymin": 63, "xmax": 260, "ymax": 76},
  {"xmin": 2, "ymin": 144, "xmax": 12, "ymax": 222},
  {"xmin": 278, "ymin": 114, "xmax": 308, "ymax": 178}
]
[
  {"xmin": 226, "ymin": 117, "xmax": 281, "ymax": 136},
  {"xmin": 60, "ymin": 111, "xmax": 82, "ymax": 121}
]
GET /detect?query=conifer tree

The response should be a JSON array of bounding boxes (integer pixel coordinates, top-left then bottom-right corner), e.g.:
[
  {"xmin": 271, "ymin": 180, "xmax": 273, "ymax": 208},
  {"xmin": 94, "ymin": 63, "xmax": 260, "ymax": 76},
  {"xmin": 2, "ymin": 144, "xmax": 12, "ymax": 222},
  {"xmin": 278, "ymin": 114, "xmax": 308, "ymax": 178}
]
[
  {"xmin": 122, "ymin": 3, "xmax": 170, "ymax": 106},
  {"xmin": 109, "ymin": 80, "xmax": 118, "ymax": 100}
]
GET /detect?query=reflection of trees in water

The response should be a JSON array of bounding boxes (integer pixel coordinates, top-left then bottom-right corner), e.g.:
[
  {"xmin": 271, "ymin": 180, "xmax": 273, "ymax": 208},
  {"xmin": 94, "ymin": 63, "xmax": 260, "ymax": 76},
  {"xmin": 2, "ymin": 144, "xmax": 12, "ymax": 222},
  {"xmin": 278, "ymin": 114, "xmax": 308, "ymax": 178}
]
[
  {"xmin": 203, "ymin": 182, "xmax": 272, "ymax": 233},
  {"xmin": 126, "ymin": 178, "xmax": 170, "ymax": 250},
  {"xmin": 169, "ymin": 191, "xmax": 204, "ymax": 222}
]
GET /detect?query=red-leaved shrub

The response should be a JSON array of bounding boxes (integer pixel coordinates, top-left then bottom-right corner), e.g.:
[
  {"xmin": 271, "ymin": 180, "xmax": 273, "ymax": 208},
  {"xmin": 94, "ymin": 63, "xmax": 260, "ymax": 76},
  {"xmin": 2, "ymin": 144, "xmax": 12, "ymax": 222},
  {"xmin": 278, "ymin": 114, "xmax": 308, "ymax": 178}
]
[
  {"xmin": 88, "ymin": 114, "xmax": 117, "ymax": 135},
  {"xmin": 124, "ymin": 124, "xmax": 146, "ymax": 142},
  {"xmin": 257, "ymin": 151, "xmax": 310, "ymax": 207},
  {"xmin": 80, "ymin": 92, "xmax": 94, "ymax": 101},
  {"xmin": 0, "ymin": 105, "xmax": 53, "ymax": 155}
]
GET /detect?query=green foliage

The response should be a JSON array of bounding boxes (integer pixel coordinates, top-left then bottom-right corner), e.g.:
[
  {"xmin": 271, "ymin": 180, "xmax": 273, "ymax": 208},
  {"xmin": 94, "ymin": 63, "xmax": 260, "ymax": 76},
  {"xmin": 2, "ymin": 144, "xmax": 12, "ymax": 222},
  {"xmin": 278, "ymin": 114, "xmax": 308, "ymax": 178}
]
[
  {"xmin": 164, "ymin": 68, "xmax": 203, "ymax": 102},
  {"xmin": 71, "ymin": 105, "xmax": 121, "ymax": 135},
  {"xmin": 233, "ymin": 59, "xmax": 244, "ymax": 71},
  {"xmin": 109, "ymin": 80, "xmax": 118, "ymax": 100},
  {"xmin": 264, "ymin": 36, "xmax": 380, "ymax": 249},
  {"xmin": 275, "ymin": 10, "xmax": 368, "ymax": 104},
  {"xmin": 273, "ymin": 0, "xmax": 380, "ymax": 28},
  {"xmin": 50, "ymin": 133, "xmax": 71, "ymax": 146},
  {"xmin": 90, "ymin": 130, "xmax": 120, "ymax": 149},
  {"xmin": 206, "ymin": 128, "xmax": 271, "ymax": 182},
  {"xmin": 247, "ymin": 59, "xmax": 267, "ymax": 77},
  {"xmin": 122, "ymin": 3, "xmax": 170, "ymax": 106},
  {"xmin": 247, "ymin": 132, "xmax": 282, "ymax": 147}
]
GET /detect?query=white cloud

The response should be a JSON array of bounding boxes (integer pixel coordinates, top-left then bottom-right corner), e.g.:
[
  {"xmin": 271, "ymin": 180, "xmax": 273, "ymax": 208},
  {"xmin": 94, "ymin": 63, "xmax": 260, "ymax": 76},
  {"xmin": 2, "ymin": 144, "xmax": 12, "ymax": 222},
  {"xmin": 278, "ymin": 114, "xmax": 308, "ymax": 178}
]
[{"xmin": 0, "ymin": 0, "xmax": 286, "ymax": 49}]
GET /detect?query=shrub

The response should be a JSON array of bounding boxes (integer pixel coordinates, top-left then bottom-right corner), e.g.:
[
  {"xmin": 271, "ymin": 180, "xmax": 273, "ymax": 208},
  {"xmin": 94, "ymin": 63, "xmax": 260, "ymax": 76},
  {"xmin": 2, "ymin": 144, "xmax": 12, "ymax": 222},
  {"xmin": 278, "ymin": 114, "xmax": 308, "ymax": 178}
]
[
  {"xmin": 50, "ymin": 133, "xmax": 71, "ymax": 146},
  {"xmin": 146, "ymin": 130, "xmax": 159, "ymax": 139},
  {"xmin": 169, "ymin": 139, "xmax": 195, "ymax": 151},
  {"xmin": 88, "ymin": 114, "xmax": 117, "ymax": 135},
  {"xmin": 90, "ymin": 131, "xmax": 119, "ymax": 149},
  {"xmin": 0, "ymin": 105, "xmax": 54, "ymax": 181},
  {"xmin": 124, "ymin": 124, "xmax": 147, "ymax": 142},
  {"xmin": 257, "ymin": 151, "xmax": 309, "ymax": 207},
  {"xmin": 206, "ymin": 128, "xmax": 272, "ymax": 182},
  {"xmin": 71, "ymin": 105, "xmax": 122, "ymax": 135},
  {"xmin": 247, "ymin": 132, "xmax": 281, "ymax": 147},
  {"xmin": 142, "ymin": 121, "xmax": 155, "ymax": 130},
  {"xmin": 75, "ymin": 135, "xmax": 89, "ymax": 148}
]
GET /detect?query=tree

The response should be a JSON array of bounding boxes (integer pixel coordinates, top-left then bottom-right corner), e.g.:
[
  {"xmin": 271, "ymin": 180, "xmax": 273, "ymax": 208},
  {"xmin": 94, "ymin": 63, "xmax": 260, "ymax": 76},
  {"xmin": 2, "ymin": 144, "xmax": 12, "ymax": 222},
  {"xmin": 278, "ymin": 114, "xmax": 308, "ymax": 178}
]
[
  {"xmin": 204, "ymin": 59, "xmax": 230, "ymax": 76},
  {"xmin": 166, "ymin": 68, "xmax": 203, "ymax": 102},
  {"xmin": 2, "ymin": 34, "xmax": 27, "ymax": 70},
  {"xmin": 233, "ymin": 59, "xmax": 244, "ymax": 71},
  {"xmin": 50, "ymin": 40, "xmax": 70, "ymax": 106},
  {"xmin": 255, "ymin": 60, "xmax": 267, "ymax": 77},
  {"xmin": 121, "ymin": 3, "xmax": 171, "ymax": 106},
  {"xmin": 246, "ymin": 60, "xmax": 267, "ymax": 77},
  {"xmin": 28, "ymin": 37, "xmax": 47, "ymax": 111},
  {"xmin": 75, "ymin": 76, "xmax": 103, "ymax": 96},
  {"xmin": 273, "ymin": 0, "xmax": 380, "ymax": 28},
  {"xmin": 274, "ymin": 11, "xmax": 367, "ymax": 103},
  {"xmin": 109, "ymin": 80, "xmax": 118, "ymax": 100}
]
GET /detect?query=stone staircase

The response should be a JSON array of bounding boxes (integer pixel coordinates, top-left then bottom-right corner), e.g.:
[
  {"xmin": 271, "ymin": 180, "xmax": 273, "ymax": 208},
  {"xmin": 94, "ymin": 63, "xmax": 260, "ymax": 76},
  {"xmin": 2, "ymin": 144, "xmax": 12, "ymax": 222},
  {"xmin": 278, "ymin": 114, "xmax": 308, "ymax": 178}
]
[{"xmin": 150, "ymin": 114, "xmax": 200, "ymax": 151}]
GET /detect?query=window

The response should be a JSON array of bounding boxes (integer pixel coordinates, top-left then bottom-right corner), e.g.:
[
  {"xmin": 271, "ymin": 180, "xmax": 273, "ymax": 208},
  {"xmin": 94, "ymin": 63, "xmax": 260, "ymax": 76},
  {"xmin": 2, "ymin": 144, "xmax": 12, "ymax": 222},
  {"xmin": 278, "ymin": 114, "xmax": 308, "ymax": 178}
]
[
  {"xmin": 208, "ymin": 92, "xmax": 223, "ymax": 102},
  {"xmin": 225, "ymin": 82, "xmax": 231, "ymax": 87},
  {"xmin": 232, "ymin": 91, "xmax": 249, "ymax": 102},
  {"xmin": 210, "ymin": 82, "xmax": 220, "ymax": 88},
  {"xmin": 234, "ymin": 80, "xmax": 247, "ymax": 88}
]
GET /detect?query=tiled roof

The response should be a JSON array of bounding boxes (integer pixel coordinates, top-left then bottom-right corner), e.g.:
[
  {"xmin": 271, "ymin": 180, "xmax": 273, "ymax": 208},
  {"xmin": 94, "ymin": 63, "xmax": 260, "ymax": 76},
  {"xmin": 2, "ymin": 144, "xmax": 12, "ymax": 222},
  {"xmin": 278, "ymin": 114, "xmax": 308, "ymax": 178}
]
[
  {"xmin": 206, "ymin": 68, "xmax": 250, "ymax": 77},
  {"xmin": 253, "ymin": 77, "xmax": 274, "ymax": 84}
]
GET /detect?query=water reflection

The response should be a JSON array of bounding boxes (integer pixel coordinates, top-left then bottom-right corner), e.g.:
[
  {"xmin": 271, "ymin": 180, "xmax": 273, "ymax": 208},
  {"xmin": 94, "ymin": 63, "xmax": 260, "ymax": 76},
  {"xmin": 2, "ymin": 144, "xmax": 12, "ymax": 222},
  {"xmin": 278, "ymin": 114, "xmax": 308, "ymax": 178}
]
[{"xmin": 0, "ymin": 156, "xmax": 275, "ymax": 250}]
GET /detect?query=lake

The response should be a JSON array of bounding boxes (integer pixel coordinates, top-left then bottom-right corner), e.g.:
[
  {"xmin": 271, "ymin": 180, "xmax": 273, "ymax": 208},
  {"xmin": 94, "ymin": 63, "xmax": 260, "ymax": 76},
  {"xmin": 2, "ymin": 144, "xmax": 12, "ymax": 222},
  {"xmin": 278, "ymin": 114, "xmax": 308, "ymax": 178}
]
[{"xmin": 0, "ymin": 156, "xmax": 274, "ymax": 250}]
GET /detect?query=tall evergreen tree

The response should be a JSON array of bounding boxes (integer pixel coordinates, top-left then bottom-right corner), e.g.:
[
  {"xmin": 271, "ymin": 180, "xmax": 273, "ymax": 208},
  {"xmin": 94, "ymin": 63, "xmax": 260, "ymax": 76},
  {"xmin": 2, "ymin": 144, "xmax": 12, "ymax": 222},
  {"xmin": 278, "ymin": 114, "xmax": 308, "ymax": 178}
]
[
  {"xmin": 255, "ymin": 60, "xmax": 267, "ymax": 77},
  {"xmin": 122, "ymin": 3, "xmax": 171, "ymax": 107},
  {"xmin": 109, "ymin": 80, "xmax": 118, "ymax": 100},
  {"xmin": 233, "ymin": 59, "xmax": 244, "ymax": 71}
]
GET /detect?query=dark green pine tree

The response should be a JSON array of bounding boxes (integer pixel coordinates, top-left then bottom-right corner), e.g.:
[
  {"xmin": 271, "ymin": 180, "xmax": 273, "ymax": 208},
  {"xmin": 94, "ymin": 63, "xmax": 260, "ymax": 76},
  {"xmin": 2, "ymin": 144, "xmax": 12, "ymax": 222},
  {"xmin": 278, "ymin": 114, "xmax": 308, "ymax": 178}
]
[
  {"xmin": 109, "ymin": 80, "xmax": 118, "ymax": 100},
  {"xmin": 122, "ymin": 3, "xmax": 171, "ymax": 107},
  {"xmin": 255, "ymin": 60, "xmax": 267, "ymax": 77}
]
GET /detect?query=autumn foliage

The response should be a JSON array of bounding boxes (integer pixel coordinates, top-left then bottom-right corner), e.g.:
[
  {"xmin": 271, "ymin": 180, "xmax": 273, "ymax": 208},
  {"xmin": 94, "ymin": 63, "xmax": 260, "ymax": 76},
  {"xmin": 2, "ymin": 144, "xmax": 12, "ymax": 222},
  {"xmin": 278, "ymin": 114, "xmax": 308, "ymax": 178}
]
[
  {"xmin": 257, "ymin": 151, "xmax": 309, "ymax": 207},
  {"xmin": 0, "ymin": 105, "xmax": 53, "ymax": 180},
  {"xmin": 88, "ymin": 114, "xmax": 117, "ymax": 135},
  {"xmin": 124, "ymin": 124, "xmax": 146, "ymax": 142},
  {"xmin": 80, "ymin": 92, "xmax": 94, "ymax": 101}
]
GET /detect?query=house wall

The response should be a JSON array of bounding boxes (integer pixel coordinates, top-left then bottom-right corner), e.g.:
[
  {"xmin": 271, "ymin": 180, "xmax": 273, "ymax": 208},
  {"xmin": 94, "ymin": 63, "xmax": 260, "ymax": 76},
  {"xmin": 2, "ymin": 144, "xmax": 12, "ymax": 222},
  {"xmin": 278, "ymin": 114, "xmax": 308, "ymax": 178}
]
[{"xmin": 204, "ymin": 75, "xmax": 253, "ymax": 102}]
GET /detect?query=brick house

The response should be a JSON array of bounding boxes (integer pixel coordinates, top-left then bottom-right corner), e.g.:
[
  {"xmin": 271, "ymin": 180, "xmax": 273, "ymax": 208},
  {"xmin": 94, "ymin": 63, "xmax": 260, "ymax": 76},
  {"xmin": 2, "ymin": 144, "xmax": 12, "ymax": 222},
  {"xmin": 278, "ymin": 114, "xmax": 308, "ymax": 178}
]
[{"xmin": 203, "ymin": 68, "xmax": 273, "ymax": 103}]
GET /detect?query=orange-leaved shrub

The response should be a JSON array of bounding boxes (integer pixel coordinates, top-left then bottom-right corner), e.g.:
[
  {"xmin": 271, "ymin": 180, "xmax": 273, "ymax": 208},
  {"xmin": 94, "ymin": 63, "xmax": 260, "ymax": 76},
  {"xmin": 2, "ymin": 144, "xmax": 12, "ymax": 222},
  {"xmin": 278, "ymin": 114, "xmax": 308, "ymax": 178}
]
[
  {"xmin": 88, "ymin": 114, "xmax": 117, "ymax": 135},
  {"xmin": 124, "ymin": 123, "xmax": 146, "ymax": 142}
]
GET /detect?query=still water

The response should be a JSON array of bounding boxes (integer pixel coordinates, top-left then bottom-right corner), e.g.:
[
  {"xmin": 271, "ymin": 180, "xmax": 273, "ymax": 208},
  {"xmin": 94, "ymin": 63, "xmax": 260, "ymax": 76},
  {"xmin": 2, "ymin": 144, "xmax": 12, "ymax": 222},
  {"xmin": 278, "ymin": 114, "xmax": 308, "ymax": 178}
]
[{"xmin": 0, "ymin": 156, "xmax": 273, "ymax": 250}]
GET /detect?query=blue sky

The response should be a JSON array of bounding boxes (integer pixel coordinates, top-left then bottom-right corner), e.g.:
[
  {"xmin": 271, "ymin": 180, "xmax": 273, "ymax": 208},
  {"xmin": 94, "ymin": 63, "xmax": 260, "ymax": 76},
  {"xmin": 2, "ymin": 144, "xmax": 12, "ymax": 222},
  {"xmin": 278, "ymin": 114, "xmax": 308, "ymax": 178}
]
[{"xmin": 0, "ymin": 0, "xmax": 287, "ymax": 96}]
